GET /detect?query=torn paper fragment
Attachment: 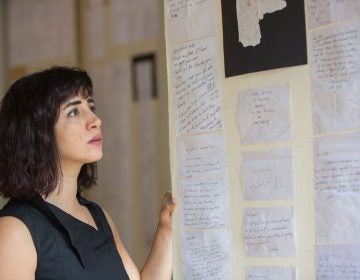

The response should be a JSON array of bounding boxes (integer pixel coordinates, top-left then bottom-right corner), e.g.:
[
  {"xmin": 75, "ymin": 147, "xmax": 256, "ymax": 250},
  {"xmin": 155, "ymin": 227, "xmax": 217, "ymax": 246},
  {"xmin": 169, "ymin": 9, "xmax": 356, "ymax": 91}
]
[
  {"xmin": 256, "ymin": 0, "xmax": 287, "ymax": 20},
  {"xmin": 236, "ymin": 0, "xmax": 261, "ymax": 47},
  {"xmin": 236, "ymin": 0, "xmax": 287, "ymax": 47}
]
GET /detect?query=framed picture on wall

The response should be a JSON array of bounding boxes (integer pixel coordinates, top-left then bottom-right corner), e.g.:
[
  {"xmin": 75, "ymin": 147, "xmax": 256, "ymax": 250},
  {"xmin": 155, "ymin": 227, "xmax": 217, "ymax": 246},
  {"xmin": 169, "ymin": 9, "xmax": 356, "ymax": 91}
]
[
  {"xmin": 132, "ymin": 53, "xmax": 157, "ymax": 101},
  {"xmin": 221, "ymin": 0, "xmax": 307, "ymax": 77}
]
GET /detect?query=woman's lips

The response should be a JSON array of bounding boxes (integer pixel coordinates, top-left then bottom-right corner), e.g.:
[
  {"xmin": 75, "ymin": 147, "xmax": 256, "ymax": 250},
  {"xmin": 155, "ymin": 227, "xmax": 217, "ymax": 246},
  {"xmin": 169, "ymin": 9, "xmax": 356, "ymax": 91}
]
[{"xmin": 88, "ymin": 135, "xmax": 103, "ymax": 146}]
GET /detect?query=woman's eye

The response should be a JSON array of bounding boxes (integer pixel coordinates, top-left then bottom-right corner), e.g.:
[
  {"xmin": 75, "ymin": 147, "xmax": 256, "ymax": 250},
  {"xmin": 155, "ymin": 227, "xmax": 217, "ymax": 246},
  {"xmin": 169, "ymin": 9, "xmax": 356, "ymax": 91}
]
[
  {"xmin": 68, "ymin": 108, "xmax": 79, "ymax": 117},
  {"xmin": 90, "ymin": 105, "xmax": 96, "ymax": 112}
]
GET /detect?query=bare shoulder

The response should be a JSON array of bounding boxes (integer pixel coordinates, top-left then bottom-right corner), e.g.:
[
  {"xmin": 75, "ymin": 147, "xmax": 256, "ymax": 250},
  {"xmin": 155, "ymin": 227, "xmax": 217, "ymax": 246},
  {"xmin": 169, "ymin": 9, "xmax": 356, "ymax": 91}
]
[
  {"xmin": 0, "ymin": 216, "xmax": 37, "ymax": 279},
  {"xmin": 100, "ymin": 208, "xmax": 125, "ymax": 247},
  {"xmin": 0, "ymin": 216, "xmax": 35, "ymax": 245},
  {"xmin": 101, "ymin": 208, "xmax": 120, "ymax": 236},
  {"xmin": 101, "ymin": 208, "xmax": 115, "ymax": 227}
]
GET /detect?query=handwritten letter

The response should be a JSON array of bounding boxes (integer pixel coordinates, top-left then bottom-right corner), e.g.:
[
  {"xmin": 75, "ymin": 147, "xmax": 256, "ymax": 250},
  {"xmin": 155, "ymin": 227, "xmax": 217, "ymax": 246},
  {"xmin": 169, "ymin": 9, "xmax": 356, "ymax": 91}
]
[
  {"xmin": 238, "ymin": 85, "xmax": 291, "ymax": 144},
  {"xmin": 178, "ymin": 133, "xmax": 226, "ymax": 179},
  {"xmin": 243, "ymin": 207, "xmax": 295, "ymax": 257},
  {"xmin": 177, "ymin": 133, "xmax": 229, "ymax": 228},
  {"xmin": 310, "ymin": 22, "xmax": 360, "ymax": 133},
  {"xmin": 168, "ymin": 0, "xmax": 212, "ymax": 19},
  {"xmin": 182, "ymin": 229, "xmax": 231, "ymax": 280},
  {"xmin": 317, "ymin": 245, "xmax": 360, "ymax": 280},
  {"xmin": 307, "ymin": 0, "xmax": 331, "ymax": 29},
  {"xmin": 307, "ymin": 0, "xmax": 360, "ymax": 29},
  {"xmin": 332, "ymin": 0, "xmax": 360, "ymax": 23},
  {"xmin": 167, "ymin": 0, "xmax": 216, "ymax": 42},
  {"xmin": 315, "ymin": 132, "xmax": 360, "ymax": 243},
  {"xmin": 172, "ymin": 38, "xmax": 222, "ymax": 135},
  {"xmin": 179, "ymin": 176, "xmax": 229, "ymax": 228}
]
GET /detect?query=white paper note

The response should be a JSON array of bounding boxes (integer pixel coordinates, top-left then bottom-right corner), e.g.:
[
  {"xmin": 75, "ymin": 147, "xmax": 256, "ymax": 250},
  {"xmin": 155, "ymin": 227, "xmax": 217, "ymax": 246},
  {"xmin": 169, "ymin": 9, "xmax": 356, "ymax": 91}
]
[
  {"xmin": 315, "ymin": 132, "xmax": 360, "ymax": 243},
  {"xmin": 242, "ymin": 149, "xmax": 293, "ymax": 201},
  {"xmin": 179, "ymin": 176, "xmax": 229, "ymax": 228},
  {"xmin": 307, "ymin": 0, "xmax": 360, "ymax": 29},
  {"xmin": 177, "ymin": 133, "xmax": 229, "ymax": 228},
  {"xmin": 177, "ymin": 133, "xmax": 227, "ymax": 179},
  {"xmin": 246, "ymin": 266, "xmax": 296, "ymax": 280},
  {"xmin": 332, "ymin": 0, "xmax": 360, "ymax": 24},
  {"xmin": 237, "ymin": 84, "xmax": 291, "ymax": 144},
  {"xmin": 310, "ymin": 22, "xmax": 360, "ymax": 134},
  {"xmin": 243, "ymin": 207, "xmax": 296, "ymax": 257},
  {"xmin": 316, "ymin": 245, "xmax": 360, "ymax": 280},
  {"xmin": 181, "ymin": 229, "xmax": 231, "ymax": 280},
  {"xmin": 167, "ymin": 0, "xmax": 216, "ymax": 43},
  {"xmin": 236, "ymin": 0, "xmax": 286, "ymax": 47},
  {"xmin": 171, "ymin": 37, "xmax": 223, "ymax": 136},
  {"xmin": 307, "ymin": 0, "xmax": 331, "ymax": 29}
]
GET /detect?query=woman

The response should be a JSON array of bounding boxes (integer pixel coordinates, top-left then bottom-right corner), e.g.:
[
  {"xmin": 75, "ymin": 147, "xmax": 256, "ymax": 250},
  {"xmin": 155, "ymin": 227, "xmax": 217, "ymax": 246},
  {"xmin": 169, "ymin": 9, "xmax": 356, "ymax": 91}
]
[{"xmin": 0, "ymin": 66, "xmax": 176, "ymax": 280}]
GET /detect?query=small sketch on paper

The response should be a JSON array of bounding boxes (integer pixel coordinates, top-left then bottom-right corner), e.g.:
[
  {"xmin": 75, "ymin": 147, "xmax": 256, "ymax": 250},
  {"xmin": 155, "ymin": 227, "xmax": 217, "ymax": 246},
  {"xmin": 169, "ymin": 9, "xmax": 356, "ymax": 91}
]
[{"xmin": 242, "ymin": 149, "xmax": 294, "ymax": 201}]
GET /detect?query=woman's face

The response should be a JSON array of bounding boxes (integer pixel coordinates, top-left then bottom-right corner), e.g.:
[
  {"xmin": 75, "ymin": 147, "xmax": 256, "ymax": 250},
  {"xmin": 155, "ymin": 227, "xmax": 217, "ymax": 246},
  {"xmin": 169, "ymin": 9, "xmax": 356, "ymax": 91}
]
[{"xmin": 55, "ymin": 93, "xmax": 103, "ymax": 168}]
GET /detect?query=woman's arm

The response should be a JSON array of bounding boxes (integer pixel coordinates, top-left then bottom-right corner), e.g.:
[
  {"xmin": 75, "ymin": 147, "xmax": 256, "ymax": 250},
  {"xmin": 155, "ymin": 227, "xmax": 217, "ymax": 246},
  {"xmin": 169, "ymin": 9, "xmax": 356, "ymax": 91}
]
[
  {"xmin": 103, "ymin": 211, "xmax": 141, "ymax": 280},
  {"xmin": 0, "ymin": 217, "xmax": 37, "ymax": 280},
  {"xmin": 105, "ymin": 192, "xmax": 176, "ymax": 280},
  {"xmin": 140, "ymin": 192, "xmax": 176, "ymax": 280}
]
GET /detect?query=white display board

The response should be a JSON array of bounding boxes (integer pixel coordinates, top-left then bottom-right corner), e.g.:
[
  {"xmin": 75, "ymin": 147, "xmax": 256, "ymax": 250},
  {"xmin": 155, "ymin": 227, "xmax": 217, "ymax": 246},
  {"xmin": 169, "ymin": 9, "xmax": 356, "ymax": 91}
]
[{"xmin": 164, "ymin": 0, "xmax": 360, "ymax": 279}]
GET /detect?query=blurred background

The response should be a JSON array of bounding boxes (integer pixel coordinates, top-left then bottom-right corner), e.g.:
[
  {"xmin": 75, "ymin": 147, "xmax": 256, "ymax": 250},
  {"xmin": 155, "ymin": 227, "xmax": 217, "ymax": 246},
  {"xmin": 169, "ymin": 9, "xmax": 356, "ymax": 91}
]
[{"xmin": 0, "ymin": 0, "xmax": 170, "ymax": 267}]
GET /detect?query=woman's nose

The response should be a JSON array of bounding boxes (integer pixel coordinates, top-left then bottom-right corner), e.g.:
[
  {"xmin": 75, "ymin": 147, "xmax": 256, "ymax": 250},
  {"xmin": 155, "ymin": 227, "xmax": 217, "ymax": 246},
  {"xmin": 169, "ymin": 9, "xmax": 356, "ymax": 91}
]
[{"xmin": 87, "ymin": 111, "xmax": 102, "ymax": 129}]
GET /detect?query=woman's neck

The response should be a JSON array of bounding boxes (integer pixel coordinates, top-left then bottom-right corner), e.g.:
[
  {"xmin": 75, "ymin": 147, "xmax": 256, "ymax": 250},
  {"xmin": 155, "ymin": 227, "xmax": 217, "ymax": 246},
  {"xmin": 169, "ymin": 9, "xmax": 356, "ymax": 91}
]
[{"xmin": 45, "ymin": 164, "xmax": 81, "ymax": 213}]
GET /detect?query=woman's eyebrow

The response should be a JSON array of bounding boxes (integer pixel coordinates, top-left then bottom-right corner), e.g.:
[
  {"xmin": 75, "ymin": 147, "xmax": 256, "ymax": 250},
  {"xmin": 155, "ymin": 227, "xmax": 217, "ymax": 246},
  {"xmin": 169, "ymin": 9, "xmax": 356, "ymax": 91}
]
[
  {"xmin": 63, "ymin": 97, "xmax": 94, "ymax": 109},
  {"xmin": 64, "ymin": 100, "xmax": 82, "ymax": 109}
]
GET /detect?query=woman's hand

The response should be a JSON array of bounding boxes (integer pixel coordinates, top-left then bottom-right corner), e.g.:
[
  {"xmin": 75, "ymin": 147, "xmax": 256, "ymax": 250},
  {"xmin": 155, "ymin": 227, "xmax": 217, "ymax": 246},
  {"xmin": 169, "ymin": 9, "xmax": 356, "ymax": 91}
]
[{"xmin": 159, "ymin": 192, "xmax": 177, "ymax": 231}]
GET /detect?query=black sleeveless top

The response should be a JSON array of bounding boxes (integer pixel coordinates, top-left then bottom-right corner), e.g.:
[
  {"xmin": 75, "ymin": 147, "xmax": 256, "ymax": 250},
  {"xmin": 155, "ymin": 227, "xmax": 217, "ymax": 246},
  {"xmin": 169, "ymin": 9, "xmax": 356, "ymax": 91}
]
[{"xmin": 0, "ymin": 195, "xmax": 130, "ymax": 280}]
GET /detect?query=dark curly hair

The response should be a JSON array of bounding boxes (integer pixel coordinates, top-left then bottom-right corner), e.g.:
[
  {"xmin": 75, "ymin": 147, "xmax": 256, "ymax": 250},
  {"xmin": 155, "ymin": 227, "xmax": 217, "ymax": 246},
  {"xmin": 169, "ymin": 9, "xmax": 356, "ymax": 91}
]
[{"xmin": 0, "ymin": 66, "xmax": 97, "ymax": 200}]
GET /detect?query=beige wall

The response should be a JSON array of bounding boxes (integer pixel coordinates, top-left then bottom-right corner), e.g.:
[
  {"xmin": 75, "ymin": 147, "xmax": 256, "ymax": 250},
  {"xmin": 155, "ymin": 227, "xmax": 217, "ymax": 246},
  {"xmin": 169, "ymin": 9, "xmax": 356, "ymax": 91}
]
[{"xmin": 77, "ymin": 0, "xmax": 170, "ymax": 266}]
